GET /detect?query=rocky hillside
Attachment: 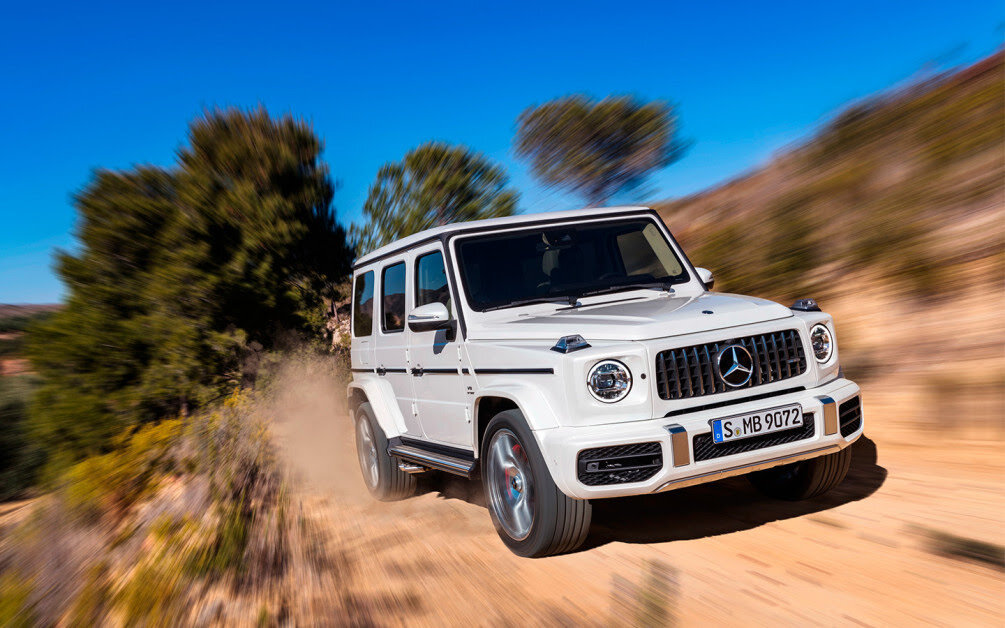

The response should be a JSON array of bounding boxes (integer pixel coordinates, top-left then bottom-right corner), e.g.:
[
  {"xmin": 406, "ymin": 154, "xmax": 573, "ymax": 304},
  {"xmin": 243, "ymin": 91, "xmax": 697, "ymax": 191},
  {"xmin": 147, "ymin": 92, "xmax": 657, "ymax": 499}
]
[
  {"xmin": 657, "ymin": 51, "xmax": 1002, "ymax": 302},
  {"xmin": 655, "ymin": 51, "xmax": 1004, "ymax": 433}
]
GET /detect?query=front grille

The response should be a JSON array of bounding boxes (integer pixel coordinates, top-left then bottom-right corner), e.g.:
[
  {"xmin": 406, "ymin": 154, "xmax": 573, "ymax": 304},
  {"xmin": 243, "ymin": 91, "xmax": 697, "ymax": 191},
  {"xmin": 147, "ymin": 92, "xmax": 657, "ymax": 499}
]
[
  {"xmin": 839, "ymin": 396, "xmax": 862, "ymax": 436},
  {"xmin": 577, "ymin": 442, "xmax": 663, "ymax": 486},
  {"xmin": 692, "ymin": 413, "xmax": 816, "ymax": 462},
  {"xmin": 654, "ymin": 329, "xmax": 807, "ymax": 401}
]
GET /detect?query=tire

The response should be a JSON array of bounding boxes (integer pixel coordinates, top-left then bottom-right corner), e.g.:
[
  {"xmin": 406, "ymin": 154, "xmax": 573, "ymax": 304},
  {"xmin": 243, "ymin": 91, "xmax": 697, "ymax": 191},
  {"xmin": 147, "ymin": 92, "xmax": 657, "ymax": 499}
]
[
  {"xmin": 354, "ymin": 402, "xmax": 416, "ymax": 501},
  {"xmin": 481, "ymin": 409, "xmax": 591, "ymax": 557},
  {"xmin": 748, "ymin": 446, "xmax": 852, "ymax": 501}
]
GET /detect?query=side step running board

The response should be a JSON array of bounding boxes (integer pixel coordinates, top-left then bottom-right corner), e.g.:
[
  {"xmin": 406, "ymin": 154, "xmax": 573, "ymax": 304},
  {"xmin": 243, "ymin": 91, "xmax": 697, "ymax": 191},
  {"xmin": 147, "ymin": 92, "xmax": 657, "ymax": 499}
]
[{"xmin": 387, "ymin": 439, "xmax": 477, "ymax": 478}]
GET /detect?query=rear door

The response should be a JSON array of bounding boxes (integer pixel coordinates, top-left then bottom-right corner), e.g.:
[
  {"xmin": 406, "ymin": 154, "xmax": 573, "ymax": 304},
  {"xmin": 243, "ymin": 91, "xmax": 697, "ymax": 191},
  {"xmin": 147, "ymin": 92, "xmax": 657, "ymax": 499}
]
[
  {"xmin": 374, "ymin": 260, "xmax": 422, "ymax": 436},
  {"xmin": 350, "ymin": 270, "xmax": 376, "ymax": 369},
  {"xmin": 408, "ymin": 244, "xmax": 472, "ymax": 448}
]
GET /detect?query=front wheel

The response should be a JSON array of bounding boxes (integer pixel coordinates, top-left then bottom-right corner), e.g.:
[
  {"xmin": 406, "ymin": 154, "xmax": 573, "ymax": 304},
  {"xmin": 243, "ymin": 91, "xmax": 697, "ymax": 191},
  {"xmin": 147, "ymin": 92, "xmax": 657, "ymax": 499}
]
[
  {"xmin": 481, "ymin": 409, "xmax": 591, "ymax": 557},
  {"xmin": 748, "ymin": 446, "xmax": 852, "ymax": 501}
]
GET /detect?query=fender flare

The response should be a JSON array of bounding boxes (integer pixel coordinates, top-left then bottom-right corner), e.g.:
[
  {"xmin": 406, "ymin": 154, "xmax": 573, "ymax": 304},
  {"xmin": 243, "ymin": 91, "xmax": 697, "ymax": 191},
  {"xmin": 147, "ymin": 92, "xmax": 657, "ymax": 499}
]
[
  {"xmin": 473, "ymin": 381, "xmax": 561, "ymax": 444},
  {"xmin": 346, "ymin": 377, "xmax": 406, "ymax": 438}
]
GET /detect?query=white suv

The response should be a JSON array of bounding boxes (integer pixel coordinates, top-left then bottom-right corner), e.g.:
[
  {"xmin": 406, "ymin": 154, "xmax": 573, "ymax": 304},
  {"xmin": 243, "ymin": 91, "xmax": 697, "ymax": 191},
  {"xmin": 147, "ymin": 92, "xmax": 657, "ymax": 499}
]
[{"xmin": 348, "ymin": 206, "xmax": 862, "ymax": 557}]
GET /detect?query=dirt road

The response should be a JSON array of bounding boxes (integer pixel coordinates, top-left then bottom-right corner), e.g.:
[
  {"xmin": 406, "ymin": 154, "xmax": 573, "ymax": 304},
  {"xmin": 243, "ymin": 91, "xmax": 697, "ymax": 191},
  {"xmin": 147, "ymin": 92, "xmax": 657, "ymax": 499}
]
[{"xmin": 270, "ymin": 364, "xmax": 1004, "ymax": 626}]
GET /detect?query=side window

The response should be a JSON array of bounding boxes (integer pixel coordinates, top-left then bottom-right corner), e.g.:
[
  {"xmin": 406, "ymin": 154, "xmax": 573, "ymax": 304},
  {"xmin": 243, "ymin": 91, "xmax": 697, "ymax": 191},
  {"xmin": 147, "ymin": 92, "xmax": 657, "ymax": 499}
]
[
  {"xmin": 415, "ymin": 251, "xmax": 450, "ymax": 309},
  {"xmin": 381, "ymin": 262, "xmax": 406, "ymax": 333},
  {"xmin": 352, "ymin": 271, "xmax": 374, "ymax": 337},
  {"xmin": 616, "ymin": 223, "xmax": 683, "ymax": 279}
]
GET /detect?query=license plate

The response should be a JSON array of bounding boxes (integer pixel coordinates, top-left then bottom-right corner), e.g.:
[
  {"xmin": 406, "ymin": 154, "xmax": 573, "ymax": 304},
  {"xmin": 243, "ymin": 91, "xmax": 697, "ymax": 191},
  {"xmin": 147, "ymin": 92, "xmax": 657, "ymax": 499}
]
[{"xmin": 711, "ymin": 404, "xmax": 803, "ymax": 444}]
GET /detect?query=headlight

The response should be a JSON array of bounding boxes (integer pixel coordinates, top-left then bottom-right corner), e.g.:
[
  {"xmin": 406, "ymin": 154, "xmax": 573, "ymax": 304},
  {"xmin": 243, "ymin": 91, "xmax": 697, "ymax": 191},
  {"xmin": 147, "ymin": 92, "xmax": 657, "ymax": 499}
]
[
  {"xmin": 587, "ymin": 360, "xmax": 632, "ymax": 403},
  {"xmin": 810, "ymin": 324, "xmax": 834, "ymax": 363}
]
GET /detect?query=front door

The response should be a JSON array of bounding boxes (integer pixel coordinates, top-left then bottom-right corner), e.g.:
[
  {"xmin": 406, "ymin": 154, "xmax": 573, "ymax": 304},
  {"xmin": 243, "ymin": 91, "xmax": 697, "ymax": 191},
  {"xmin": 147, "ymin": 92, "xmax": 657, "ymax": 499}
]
[{"xmin": 407, "ymin": 245, "xmax": 472, "ymax": 448}]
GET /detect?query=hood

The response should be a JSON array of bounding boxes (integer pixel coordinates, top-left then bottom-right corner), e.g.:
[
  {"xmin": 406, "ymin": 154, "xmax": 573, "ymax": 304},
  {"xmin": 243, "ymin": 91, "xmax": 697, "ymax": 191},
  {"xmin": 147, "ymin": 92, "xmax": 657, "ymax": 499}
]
[{"xmin": 466, "ymin": 292, "xmax": 793, "ymax": 342}]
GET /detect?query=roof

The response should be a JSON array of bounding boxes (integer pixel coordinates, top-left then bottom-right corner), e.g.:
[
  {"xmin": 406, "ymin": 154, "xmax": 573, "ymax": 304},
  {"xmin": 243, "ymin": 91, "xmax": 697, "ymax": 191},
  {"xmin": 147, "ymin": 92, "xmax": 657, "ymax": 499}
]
[{"xmin": 354, "ymin": 205, "xmax": 653, "ymax": 268}]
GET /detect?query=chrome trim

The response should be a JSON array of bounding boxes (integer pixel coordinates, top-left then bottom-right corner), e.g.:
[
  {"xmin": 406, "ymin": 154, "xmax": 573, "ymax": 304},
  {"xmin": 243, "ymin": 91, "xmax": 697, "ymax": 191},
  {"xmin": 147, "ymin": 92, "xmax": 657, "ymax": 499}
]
[
  {"xmin": 407, "ymin": 313, "xmax": 440, "ymax": 321},
  {"xmin": 817, "ymin": 395, "xmax": 838, "ymax": 435},
  {"xmin": 397, "ymin": 462, "xmax": 428, "ymax": 474},
  {"xmin": 652, "ymin": 444, "xmax": 841, "ymax": 493},
  {"xmin": 388, "ymin": 444, "xmax": 475, "ymax": 477},
  {"xmin": 663, "ymin": 424, "xmax": 690, "ymax": 467}
]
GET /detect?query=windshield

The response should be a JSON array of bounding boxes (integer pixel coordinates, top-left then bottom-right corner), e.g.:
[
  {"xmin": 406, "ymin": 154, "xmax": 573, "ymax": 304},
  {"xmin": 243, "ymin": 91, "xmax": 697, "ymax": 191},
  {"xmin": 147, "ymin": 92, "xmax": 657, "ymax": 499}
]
[{"xmin": 455, "ymin": 219, "xmax": 690, "ymax": 311}]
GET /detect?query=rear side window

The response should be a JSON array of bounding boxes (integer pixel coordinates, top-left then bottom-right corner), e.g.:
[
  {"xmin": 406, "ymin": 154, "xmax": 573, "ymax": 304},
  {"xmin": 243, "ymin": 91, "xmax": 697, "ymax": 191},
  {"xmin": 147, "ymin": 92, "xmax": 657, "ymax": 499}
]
[
  {"xmin": 381, "ymin": 262, "xmax": 406, "ymax": 332},
  {"xmin": 352, "ymin": 271, "xmax": 374, "ymax": 337},
  {"xmin": 415, "ymin": 251, "xmax": 450, "ymax": 308}
]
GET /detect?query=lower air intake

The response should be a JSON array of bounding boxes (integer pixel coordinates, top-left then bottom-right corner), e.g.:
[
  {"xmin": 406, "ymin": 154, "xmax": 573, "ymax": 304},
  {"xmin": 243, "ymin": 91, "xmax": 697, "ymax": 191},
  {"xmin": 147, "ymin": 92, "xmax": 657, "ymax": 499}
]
[
  {"xmin": 577, "ymin": 442, "xmax": 663, "ymax": 486},
  {"xmin": 839, "ymin": 396, "xmax": 862, "ymax": 437}
]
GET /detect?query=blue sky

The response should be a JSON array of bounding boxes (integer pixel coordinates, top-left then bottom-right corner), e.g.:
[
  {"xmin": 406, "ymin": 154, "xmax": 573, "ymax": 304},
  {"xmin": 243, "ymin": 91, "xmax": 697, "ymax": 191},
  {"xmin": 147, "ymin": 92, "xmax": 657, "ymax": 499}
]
[{"xmin": 1, "ymin": 1, "xmax": 1001, "ymax": 303}]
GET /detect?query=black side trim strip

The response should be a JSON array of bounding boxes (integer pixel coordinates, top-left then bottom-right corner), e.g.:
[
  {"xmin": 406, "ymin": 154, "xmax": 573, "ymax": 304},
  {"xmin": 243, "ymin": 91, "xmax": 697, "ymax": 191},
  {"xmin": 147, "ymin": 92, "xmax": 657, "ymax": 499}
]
[
  {"xmin": 399, "ymin": 436, "xmax": 475, "ymax": 461},
  {"xmin": 474, "ymin": 368, "xmax": 555, "ymax": 375},
  {"xmin": 351, "ymin": 368, "xmax": 374, "ymax": 373},
  {"xmin": 420, "ymin": 368, "xmax": 461, "ymax": 374},
  {"xmin": 663, "ymin": 386, "xmax": 806, "ymax": 418},
  {"xmin": 461, "ymin": 368, "xmax": 470, "ymax": 374}
]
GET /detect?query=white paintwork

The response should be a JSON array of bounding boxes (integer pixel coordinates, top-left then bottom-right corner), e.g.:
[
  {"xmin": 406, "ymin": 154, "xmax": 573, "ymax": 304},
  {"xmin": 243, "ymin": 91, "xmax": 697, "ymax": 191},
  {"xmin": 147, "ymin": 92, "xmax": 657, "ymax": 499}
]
[
  {"xmin": 695, "ymin": 266, "xmax": 714, "ymax": 288},
  {"xmin": 464, "ymin": 292, "xmax": 793, "ymax": 341},
  {"xmin": 348, "ymin": 206, "xmax": 862, "ymax": 500},
  {"xmin": 354, "ymin": 205, "xmax": 653, "ymax": 267}
]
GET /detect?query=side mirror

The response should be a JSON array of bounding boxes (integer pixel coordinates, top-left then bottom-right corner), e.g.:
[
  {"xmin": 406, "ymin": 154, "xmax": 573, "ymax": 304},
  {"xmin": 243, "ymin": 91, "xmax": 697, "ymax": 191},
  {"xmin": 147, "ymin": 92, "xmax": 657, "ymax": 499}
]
[
  {"xmin": 696, "ymin": 267, "xmax": 714, "ymax": 291},
  {"xmin": 407, "ymin": 302, "xmax": 453, "ymax": 332}
]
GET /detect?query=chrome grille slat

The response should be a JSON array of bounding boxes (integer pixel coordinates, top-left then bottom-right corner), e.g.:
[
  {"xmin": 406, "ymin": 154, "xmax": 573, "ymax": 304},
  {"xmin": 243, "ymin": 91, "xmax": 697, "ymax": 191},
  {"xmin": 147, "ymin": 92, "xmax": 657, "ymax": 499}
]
[
  {"xmin": 769, "ymin": 334, "xmax": 781, "ymax": 380},
  {"xmin": 782, "ymin": 331, "xmax": 793, "ymax": 378},
  {"xmin": 671, "ymin": 350, "xmax": 682, "ymax": 398},
  {"xmin": 655, "ymin": 329, "xmax": 808, "ymax": 401},
  {"xmin": 684, "ymin": 348, "xmax": 692, "ymax": 395},
  {"xmin": 692, "ymin": 347, "xmax": 705, "ymax": 395},
  {"xmin": 758, "ymin": 335, "xmax": 773, "ymax": 382}
]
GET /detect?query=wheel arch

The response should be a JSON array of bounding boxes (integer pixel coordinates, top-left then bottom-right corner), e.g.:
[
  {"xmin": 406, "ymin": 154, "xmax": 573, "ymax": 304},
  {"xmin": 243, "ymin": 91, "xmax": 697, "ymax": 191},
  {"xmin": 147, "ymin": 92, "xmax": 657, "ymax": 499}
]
[
  {"xmin": 472, "ymin": 383, "xmax": 560, "ymax": 456},
  {"xmin": 346, "ymin": 378, "xmax": 404, "ymax": 438}
]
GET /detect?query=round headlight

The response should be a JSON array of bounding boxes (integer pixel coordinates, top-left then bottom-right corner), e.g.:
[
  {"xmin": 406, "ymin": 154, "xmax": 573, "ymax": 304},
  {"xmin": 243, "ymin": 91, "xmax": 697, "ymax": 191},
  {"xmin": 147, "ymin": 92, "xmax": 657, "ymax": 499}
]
[
  {"xmin": 587, "ymin": 360, "xmax": 632, "ymax": 403},
  {"xmin": 810, "ymin": 324, "xmax": 834, "ymax": 363}
]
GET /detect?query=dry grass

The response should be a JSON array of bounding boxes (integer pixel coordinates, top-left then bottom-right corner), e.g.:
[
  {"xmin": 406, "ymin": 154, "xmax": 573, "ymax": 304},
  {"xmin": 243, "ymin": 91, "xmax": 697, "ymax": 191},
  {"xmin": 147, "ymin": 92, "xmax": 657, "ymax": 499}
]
[{"xmin": 0, "ymin": 383, "xmax": 405, "ymax": 626}]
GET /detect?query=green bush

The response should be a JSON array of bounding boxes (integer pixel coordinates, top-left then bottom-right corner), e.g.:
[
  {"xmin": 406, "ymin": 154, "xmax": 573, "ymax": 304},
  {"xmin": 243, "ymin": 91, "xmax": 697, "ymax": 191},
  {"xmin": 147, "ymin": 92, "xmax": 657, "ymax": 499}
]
[
  {"xmin": 61, "ymin": 419, "xmax": 183, "ymax": 522},
  {"xmin": 0, "ymin": 375, "xmax": 44, "ymax": 499},
  {"xmin": 27, "ymin": 108, "xmax": 353, "ymax": 473}
]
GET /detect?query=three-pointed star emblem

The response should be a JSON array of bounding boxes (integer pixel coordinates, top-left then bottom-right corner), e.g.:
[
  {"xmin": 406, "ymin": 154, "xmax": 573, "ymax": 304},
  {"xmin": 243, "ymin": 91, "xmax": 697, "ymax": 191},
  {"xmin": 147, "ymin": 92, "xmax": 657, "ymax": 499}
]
[{"xmin": 717, "ymin": 344, "xmax": 754, "ymax": 387}]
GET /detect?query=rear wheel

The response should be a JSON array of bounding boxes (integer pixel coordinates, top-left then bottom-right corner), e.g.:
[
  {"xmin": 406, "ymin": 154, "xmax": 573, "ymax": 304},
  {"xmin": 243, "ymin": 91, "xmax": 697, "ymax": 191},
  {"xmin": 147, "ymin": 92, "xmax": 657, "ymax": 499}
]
[
  {"xmin": 748, "ymin": 446, "xmax": 852, "ymax": 500},
  {"xmin": 481, "ymin": 409, "xmax": 591, "ymax": 557},
  {"xmin": 354, "ymin": 402, "xmax": 415, "ymax": 501}
]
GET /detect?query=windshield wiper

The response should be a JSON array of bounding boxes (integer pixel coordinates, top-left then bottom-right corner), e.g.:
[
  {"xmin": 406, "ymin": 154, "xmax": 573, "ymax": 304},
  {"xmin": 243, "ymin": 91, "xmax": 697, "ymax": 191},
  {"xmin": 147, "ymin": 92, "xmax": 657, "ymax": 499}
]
[
  {"xmin": 482, "ymin": 295, "xmax": 578, "ymax": 312},
  {"xmin": 580, "ymin": 281, "xmax": 676, "ymax": 298}
]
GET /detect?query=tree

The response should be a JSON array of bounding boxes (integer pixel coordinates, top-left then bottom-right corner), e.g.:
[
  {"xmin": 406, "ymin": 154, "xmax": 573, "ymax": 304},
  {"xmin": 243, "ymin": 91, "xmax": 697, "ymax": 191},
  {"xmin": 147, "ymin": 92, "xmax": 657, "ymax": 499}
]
[
  {"xmin": 27, "ymin": 108, "xmax": 352, "ymax": 467},
  {"xmin": 351, "ymin": 142, "xmax": 518, "ymax": 255},
  {"xmin": 514, "ymin": 95, "xmax": 688, "ymax": 206}
]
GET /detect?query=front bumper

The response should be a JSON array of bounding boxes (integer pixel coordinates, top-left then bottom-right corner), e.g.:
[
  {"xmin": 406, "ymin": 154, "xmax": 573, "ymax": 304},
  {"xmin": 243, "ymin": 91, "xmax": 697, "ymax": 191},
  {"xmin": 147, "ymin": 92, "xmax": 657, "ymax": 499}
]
[{"xmin": 537, "ymin": 378, "xmax": 863, "ymax": 500}]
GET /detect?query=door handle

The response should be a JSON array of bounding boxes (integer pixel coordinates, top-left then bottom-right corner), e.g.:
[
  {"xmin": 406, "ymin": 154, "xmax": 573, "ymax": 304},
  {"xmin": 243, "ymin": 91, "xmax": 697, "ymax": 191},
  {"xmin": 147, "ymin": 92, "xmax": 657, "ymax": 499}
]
[
  {"xmin": 376, "ymin": 366, "xmax": 387, "ymax": 376},
  {"xmin": 410, "ymin": 366, "xmax": 423, "ymax": 377}
]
